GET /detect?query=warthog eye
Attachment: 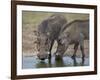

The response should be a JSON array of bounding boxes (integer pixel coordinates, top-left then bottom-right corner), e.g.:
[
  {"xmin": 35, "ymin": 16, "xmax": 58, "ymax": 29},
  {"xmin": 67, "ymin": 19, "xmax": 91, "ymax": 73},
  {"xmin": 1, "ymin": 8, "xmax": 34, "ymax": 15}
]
[
  {"xmin": 58, "ymin": 39, "xmax": 64, "ymax": 45},
  {"xmin": 45, "ymin": 38, "xmax": 49, "ymax": 45},
  {"xmin": 58, "ymin": 39, "xmax": 61, "ymax": 42},
  {"xmin": 58, "ymin": 39, "xmax": 62, "ymax": 43}
]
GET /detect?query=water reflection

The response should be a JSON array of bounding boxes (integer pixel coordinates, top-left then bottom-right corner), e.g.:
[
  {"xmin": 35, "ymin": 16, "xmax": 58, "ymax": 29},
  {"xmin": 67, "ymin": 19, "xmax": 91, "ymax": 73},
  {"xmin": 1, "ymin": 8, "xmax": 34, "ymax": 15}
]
[
  {"xmin": 22, "ymin": 56, "xmax": 89, "ymax": 69},
  {"xmin": 36, "ymin": 61, "xmax": 49, "ymax": 68},
  {"xmin": 54, "ymin": 58, "xmax": 66, "ymax": 67},
  {"xmin": 36, "ymin": 58, "xmax": 66, "ymax": 68}
]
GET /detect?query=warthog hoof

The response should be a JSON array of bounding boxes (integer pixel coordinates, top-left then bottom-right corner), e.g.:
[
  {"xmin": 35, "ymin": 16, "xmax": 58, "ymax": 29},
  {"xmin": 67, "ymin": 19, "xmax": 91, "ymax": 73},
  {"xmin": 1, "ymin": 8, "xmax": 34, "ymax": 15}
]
[{"xmin": 71, "ymin": 55, "xmax": 75, "ymax": 60}]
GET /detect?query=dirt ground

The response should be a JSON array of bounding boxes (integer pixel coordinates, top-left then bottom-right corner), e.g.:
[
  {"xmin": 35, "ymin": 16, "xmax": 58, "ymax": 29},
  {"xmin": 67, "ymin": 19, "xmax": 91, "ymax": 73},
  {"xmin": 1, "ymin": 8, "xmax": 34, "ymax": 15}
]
[{"xmin": 22, "ymin": 11, "xmax": 89, "ymax": 58}]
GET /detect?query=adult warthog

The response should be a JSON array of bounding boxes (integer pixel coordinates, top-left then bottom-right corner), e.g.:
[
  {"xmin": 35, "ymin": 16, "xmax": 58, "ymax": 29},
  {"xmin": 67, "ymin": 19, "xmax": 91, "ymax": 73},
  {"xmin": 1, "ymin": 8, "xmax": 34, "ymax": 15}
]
[
  {"xmin": 34, "ymin": 14, "xmax": 67, "ymax": 60},
  {"xmin": 55, "ymin": 20, "xmax": 89, "ymax": 64}
]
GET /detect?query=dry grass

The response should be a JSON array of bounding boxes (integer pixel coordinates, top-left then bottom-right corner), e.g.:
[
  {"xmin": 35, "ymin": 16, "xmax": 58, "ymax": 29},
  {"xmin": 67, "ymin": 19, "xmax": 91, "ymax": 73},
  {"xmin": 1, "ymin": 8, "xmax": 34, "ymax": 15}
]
[{"xmin": 22, "ymin": 11, "xmax": 89, "ymax": 57}]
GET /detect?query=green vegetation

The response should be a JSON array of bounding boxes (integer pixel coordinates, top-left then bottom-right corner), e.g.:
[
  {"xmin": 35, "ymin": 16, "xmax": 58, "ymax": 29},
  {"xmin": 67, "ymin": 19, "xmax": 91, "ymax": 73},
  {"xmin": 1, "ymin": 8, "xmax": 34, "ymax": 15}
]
[{"xmin": 22, "ymin": 11, "xmax": 89, "ymax": 25}]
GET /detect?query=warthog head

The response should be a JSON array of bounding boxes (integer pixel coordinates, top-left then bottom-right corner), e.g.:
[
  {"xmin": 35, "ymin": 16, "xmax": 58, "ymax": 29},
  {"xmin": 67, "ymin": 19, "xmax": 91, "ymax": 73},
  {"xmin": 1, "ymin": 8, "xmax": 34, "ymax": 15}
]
[
  {"xmin": 55, "ymin": 32, "xmax": 70, "ymax": 59},
  {"xmin": 34, "ymin": 14, "xmax": 67, "ymax": 60},
  {"xmin": 34, "ymin": 31, "xmax": 51, "ymax": 60}
]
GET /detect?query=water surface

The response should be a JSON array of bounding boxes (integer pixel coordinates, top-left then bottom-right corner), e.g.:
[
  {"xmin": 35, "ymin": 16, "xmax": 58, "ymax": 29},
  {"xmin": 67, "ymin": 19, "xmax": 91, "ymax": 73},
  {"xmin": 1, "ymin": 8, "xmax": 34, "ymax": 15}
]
[{"xmin": 22, "ymin": 55, "xmax": 89, "ymax": 69}]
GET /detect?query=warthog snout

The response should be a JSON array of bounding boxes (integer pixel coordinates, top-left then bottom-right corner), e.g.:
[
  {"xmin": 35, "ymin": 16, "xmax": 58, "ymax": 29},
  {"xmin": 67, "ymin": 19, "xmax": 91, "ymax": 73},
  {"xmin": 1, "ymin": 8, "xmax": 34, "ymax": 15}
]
[{"xmin": 37, "ymin": 52, "xmax": 50, "ymax": 60}]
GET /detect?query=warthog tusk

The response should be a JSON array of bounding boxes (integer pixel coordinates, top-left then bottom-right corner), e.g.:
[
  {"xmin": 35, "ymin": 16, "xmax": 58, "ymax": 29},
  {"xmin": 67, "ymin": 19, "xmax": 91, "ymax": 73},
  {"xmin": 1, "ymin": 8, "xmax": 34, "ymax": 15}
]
[
  {"xmin": 56, "ymin": 53, "xmax": 59, "ymax": 56},
  {"xmin": 34, "ymin": 51, "xmax": 39, "ymax": 54},
  {"xmin": 47, "ymin": 52, "xmax": 50, "ymax": 55}
]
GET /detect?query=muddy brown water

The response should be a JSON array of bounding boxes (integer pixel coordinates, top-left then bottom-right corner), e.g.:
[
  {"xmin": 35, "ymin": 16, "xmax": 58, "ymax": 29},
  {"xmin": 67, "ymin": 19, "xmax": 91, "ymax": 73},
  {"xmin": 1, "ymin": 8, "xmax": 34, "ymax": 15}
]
[{"xmin": 22, "ymin": 55, "xmax": 89, "ymax": 69}]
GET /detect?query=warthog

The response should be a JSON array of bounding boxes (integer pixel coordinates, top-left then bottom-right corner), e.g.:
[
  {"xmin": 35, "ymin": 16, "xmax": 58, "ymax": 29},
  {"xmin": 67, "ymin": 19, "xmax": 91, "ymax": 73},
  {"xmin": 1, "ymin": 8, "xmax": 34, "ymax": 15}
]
[
  {"xmin": 55, "ymin": 20, "xmax": 89, "ymax": 64},
  {"xmin": 34, "ymin": 14, "xmax": 67, "ymax": 60}
]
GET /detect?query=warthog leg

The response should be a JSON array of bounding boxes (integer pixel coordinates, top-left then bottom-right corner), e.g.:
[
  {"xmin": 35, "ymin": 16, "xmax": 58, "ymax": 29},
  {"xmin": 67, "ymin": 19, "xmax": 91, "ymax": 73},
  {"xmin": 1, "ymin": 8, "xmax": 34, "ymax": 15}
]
[
  {"xmin": 72, "ymin": 42, "xmax": 79, "ymax": 66},
  {"xmin": 80, "ymin": 41, "xmax": 85, "ymax": 65},
  {"xmin": 72, "ymin": 42, "xmax": 79, "ymax": 60},
  {"xmin": 78, "ymin": 33, "xmax": 85, "ymax": 65},
  {"xmin": 48, "ymin": 40, "xmax": 54, "ymax": 60}
]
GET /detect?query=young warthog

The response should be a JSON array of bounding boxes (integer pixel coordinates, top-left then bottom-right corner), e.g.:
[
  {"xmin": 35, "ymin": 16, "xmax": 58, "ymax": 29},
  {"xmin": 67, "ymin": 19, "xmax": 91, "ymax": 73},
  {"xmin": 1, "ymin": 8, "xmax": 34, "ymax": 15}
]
[
  {"xmin": 34, "ymin": 14, "xmax": 67, "ymax": 60},
  {"xmin": 55, "ymin": 20, "xmax": 89, "ymax": 64}
]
